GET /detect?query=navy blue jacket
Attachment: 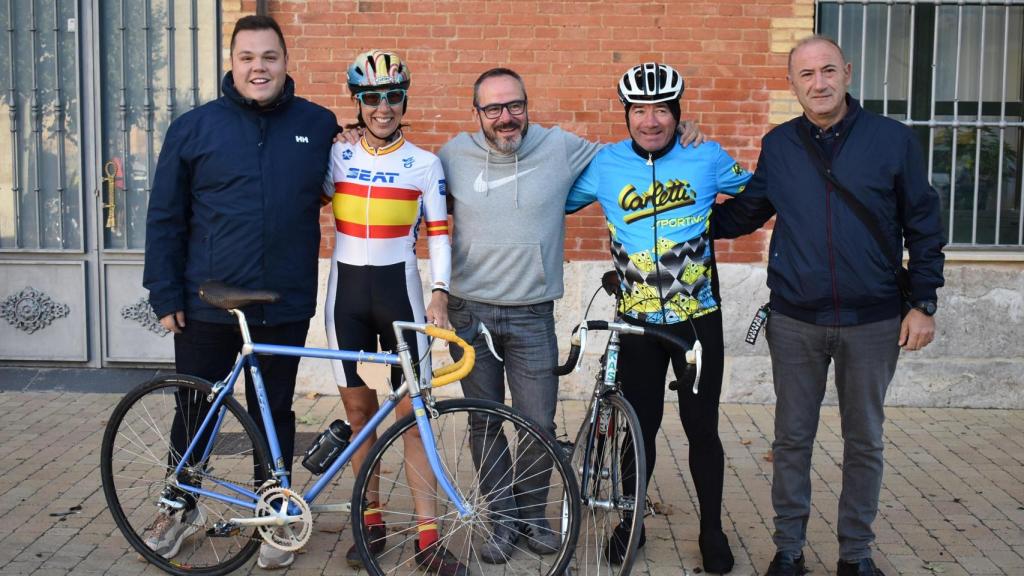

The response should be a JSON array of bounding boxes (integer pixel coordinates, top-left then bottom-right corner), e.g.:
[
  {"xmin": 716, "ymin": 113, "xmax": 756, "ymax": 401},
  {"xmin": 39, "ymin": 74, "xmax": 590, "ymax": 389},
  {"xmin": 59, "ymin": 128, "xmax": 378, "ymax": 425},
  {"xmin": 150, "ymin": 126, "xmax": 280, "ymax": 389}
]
[
  {"xmin": 144, "ymin": 73, "xmax": 337, "ymax": 325},
  {"xmin": 713, "ymin": 97, "xmax": 945, "ymax": 326}
]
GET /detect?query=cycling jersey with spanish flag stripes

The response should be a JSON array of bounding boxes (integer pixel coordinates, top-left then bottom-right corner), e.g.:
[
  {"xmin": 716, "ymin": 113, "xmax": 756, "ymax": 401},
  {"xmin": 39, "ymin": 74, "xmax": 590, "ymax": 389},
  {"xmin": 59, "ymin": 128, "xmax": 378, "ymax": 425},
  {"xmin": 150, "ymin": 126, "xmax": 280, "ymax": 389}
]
[{"xmin": 323, "ymin": 133, "xmax": 451, "ymax": 291}]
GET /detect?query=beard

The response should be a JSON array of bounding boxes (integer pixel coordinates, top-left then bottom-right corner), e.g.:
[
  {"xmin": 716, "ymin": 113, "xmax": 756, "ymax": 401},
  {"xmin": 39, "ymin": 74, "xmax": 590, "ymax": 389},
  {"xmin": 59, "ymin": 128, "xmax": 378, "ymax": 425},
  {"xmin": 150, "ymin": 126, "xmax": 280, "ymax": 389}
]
[{"xmin": 482, "ymin": 116, "xmax": 529, "ymax": 155}]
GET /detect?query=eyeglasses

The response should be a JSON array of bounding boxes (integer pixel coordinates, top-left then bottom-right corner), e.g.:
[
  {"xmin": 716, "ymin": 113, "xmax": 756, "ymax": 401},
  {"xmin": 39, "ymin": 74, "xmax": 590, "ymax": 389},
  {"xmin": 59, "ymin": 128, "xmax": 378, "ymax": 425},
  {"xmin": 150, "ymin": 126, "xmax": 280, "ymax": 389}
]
[
  {"xmin": 355, "ymin": 89, "xmax": 407, "ymax": 108},
  {"xmin": 475, "ymin": 99, "xmax": 527, "ymax": 119}
]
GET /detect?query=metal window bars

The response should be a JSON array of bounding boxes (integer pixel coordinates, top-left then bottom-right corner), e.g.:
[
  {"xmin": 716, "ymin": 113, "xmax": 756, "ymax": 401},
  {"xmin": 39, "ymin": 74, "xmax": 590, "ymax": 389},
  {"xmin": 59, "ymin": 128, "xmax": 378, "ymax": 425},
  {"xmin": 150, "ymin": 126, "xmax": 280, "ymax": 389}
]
[{"xmin": 818, "ymin": 0, "xmax": 1024, "ymax": 247}]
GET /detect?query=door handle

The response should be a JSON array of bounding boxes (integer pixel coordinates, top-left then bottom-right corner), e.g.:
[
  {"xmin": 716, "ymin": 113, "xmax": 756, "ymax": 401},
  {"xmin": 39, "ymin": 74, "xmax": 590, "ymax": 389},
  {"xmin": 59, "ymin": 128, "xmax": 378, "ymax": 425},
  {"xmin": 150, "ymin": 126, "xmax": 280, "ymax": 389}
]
[{"xmin": 102, "ymin": 160, "xmax": 117, "ymax": 231}]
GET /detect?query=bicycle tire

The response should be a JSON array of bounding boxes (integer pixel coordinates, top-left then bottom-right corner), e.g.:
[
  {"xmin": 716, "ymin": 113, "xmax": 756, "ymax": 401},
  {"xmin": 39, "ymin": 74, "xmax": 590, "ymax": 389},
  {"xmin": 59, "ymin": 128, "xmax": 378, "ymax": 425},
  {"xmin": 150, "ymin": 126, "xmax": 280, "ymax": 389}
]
[
  {"xmin": 100, "ymin": 374, "xmax": 271, "ymax": 575},
  {"xmin": 351, "ymin": 397, "xmax": 581, "ymax": 576},
  {"xmin": 570, "ymin": 393, "xmax": 647, "ymax": 576}
]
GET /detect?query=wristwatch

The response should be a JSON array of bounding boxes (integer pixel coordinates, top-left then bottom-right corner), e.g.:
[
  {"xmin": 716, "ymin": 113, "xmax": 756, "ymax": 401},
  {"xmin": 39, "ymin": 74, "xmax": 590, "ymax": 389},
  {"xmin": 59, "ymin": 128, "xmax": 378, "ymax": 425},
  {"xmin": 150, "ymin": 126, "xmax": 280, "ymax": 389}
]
[{"xmin": 912, "ymin": 300, "xmax": 937, "ymax": 316}]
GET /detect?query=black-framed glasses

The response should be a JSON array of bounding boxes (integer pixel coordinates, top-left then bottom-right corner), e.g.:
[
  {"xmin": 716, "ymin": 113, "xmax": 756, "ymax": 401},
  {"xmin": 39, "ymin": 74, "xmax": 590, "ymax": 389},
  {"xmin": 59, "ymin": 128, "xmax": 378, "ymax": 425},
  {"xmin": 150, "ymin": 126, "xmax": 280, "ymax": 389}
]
[
  {"xmin": 475, "ymin": 99, "xmax": 527, "ymax": 119},
  {"xmin": 355, "ymin": 89, "xmax": 407, "ymax": 108}
]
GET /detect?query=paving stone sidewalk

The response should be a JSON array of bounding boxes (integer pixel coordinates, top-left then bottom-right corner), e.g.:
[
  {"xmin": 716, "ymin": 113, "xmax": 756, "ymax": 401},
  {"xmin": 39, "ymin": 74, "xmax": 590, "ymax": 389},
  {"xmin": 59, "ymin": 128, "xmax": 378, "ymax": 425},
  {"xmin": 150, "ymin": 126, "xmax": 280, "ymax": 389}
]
[{"xmin": 0, "ymin": 389, "xmax": 1021, "ymax": 575}]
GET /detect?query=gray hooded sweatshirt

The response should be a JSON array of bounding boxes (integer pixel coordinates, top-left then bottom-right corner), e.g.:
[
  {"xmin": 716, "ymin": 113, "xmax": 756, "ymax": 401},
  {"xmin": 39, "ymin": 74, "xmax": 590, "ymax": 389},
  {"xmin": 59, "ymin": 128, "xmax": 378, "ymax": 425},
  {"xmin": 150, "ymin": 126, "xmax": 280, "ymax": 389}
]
[{"xmin": 438, "ymin": 125, "xmax": 602, "ymax": 306}]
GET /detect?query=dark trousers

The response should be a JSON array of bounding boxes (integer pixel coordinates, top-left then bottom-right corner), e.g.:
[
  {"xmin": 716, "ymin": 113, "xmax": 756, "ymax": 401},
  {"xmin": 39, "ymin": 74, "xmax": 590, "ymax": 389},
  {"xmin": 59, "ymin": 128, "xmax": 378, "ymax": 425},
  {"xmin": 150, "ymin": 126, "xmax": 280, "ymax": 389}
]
[
  {"xmin": 171, "ymin": 318, "xmax": 309, "ymax": 483},
  {"xmin": 765, "ymin": 312, "xmax": 900, "ymax": 561},
  {"xmin": 618, "ymin": 309, "xmax": 726, "ymax": 533}
]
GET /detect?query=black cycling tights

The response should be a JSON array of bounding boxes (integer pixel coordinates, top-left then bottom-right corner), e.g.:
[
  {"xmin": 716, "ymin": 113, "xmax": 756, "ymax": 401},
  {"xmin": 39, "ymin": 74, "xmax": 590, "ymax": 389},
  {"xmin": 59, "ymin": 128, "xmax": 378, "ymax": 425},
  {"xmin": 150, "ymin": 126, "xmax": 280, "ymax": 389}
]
[{"xmin": 617, "ymin": 309, "xmax": 726, "ymax": 533}]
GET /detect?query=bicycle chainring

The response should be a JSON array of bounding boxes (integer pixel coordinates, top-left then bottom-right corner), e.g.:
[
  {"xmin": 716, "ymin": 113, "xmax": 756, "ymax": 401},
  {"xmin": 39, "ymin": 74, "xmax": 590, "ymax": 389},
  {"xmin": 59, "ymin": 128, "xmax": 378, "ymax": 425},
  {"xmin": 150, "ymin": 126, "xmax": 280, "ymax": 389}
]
[{"xmin": 254, "ymin": 486, "xmax": 313, "ymax": 551}]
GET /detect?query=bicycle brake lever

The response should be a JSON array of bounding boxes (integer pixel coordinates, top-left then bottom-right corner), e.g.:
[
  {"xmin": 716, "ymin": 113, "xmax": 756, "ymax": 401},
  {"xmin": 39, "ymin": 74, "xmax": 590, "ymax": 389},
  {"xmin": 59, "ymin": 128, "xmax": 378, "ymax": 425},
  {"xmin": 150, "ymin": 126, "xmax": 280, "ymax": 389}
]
[
  {"xmin": 478, "ymin": 322, "xmax": 503, "ymax": 363},
  {"xmin": 572, "ymin": 326, "xmax": 588, "ymax": 373},
  {"xmin": 690, "ymin": 340, "xmax": 703, "ymax": 394}
]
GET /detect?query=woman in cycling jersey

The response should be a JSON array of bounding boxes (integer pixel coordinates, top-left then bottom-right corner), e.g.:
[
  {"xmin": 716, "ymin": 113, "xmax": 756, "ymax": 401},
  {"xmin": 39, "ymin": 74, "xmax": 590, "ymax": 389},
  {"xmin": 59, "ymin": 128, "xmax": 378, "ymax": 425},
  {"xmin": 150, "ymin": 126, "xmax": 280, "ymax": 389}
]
[
  {"xmin": 565, "ymin": 62, "xmax": 751, "ymax": 574},
  {"xmin": 323, "ymin": 50, "xmax": 465, "ymax": 576}
]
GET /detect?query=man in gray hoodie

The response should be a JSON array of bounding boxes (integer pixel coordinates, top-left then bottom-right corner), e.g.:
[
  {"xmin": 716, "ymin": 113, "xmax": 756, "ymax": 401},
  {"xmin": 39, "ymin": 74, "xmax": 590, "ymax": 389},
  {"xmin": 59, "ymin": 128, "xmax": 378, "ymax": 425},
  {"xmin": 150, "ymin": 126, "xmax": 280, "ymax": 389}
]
[
  {"xmin": 439, "ymin": 67, "xmax": 596, "ymax": 563},
  {"xmin": 439, "ymin": 67, "xmax": 699, "ymax": 563}
]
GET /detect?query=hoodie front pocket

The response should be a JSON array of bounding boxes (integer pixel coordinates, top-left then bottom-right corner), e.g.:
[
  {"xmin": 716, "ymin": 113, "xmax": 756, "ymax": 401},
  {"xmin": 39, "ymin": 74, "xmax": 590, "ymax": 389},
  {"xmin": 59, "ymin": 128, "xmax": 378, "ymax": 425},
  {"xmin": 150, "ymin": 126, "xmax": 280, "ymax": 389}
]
[{"xmin": 465, "ymin": 242, "xmax": 547, "ymax": 303}]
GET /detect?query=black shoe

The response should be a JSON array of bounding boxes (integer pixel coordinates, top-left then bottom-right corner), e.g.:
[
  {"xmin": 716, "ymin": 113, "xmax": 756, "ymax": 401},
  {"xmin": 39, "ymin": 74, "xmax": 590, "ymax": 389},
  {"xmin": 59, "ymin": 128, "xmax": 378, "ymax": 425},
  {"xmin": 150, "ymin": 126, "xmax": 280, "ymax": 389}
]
[
  {"xmin": 604, "ymin": 522, "xmax": 646, "ymax": 566},
  {"xmin": 837, "ymin": 558, "xmax": 885, "ymax": 576},
  {"xmin": 764, "ymin": 551, "xmax": 808, "ymax": 576},
  {"xmin": 480, "ymin": 519, "xmax": 520, "ymax": 564},
  {"xmin": 345, "ymin": 522, "xmax": 387, "ymax": 567},
  {"xmin": 699, "ymin": 530, "xmax": 734, "ymax": 574}
]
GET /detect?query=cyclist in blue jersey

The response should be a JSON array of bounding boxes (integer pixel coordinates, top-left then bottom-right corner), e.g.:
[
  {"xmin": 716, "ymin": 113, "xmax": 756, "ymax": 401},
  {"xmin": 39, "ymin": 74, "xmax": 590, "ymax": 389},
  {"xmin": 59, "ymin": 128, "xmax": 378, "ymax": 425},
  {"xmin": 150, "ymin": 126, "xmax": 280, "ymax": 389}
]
[{"xmin": 566, "ymin": 63, "xmax": 752, "ymax": 574}]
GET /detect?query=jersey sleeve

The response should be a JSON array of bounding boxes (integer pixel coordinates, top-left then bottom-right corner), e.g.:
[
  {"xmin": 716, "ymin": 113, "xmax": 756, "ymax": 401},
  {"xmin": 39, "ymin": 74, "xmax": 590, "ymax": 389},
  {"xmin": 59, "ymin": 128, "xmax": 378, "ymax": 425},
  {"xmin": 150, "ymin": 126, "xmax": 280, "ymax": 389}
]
[
  {"xmin": 422, "ymin": 155, "xmax": 451, "ymax": 291},
  {"xmin": 714, "ymin": 145, "xmax": 752, "ymax": 196},
  {"xmin": 566, "ymin": 157, "xmax": 600, "ymax": 214},
  {"xmin": 322, "ymin": 143, "xmax": 342, "ymax": 205}
]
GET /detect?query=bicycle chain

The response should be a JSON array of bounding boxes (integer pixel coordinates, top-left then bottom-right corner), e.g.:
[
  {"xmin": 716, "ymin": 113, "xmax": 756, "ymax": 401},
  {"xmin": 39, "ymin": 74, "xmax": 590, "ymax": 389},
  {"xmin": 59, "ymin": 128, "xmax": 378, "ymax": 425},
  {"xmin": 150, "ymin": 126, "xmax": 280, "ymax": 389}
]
[{"xmin": 160, "ymin": 472, "xmax": 286, "ymax": 544}]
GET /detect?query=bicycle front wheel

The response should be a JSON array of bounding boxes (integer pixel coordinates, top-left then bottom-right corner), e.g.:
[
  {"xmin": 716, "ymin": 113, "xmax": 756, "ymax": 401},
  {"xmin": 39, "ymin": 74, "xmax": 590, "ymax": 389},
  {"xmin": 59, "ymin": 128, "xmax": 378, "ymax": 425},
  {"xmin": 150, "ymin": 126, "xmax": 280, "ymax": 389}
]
[
  {"xmin": 571, "ymin": 393, "xmax": 647, "ymax": 576},
  {"xmin": 100, "ymin": 374, "xmax": 270, "ymax": 575},
  {"xmin": 351, "ymin": 398, "xmax": 580, "ymax": 576}
]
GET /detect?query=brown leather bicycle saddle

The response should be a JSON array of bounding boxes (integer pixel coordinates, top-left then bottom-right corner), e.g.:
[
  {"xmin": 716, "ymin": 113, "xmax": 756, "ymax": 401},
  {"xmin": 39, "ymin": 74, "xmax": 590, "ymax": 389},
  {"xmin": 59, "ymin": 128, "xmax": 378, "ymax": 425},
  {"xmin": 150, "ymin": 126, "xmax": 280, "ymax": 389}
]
[{"xmin": 198, "ymin": 281, "xmax": 280, "ymax": 310}]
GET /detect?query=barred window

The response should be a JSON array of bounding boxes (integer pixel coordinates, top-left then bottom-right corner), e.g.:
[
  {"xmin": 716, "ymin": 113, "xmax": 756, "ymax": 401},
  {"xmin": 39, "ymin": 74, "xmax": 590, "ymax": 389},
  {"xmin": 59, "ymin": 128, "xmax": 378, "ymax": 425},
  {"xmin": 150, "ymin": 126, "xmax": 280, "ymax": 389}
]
[{"xmin": 817, "ymin": 1, "xmax": 1024, "ymax": 248}]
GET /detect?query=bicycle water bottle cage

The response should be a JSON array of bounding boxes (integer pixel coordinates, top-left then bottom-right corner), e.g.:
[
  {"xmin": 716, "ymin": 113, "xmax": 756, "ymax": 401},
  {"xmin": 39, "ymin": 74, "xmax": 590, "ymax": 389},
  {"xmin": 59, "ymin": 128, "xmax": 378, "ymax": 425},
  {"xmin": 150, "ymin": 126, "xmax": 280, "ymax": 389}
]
[{"xmin": 199, "ymin": 281, "xmax": 280, "ymax": 310}]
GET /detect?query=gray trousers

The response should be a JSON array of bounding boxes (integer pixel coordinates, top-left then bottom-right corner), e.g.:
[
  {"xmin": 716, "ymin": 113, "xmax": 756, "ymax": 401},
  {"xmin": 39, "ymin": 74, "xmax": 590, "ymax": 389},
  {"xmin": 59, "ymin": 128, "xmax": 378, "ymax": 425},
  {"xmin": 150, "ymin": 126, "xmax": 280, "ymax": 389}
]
[
  {"xmin": 765, "ymin": 312, "xmax": 900, "ymax": 561},
  {"xmin": 448, "ymin": 295, "xmax": 559, "ymax": 524}
]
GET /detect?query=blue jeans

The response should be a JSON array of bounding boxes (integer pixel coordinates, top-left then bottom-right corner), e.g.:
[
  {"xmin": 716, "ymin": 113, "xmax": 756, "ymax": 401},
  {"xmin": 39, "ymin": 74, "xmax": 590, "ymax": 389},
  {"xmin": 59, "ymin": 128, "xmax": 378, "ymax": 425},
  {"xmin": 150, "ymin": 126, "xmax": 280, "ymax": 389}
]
[
  {"xmin": 765, "ymin": 312, "xmax": 900, "ymax": 561},
  {"xmin": 448, "ymin": 295, "xmax": 559, "ymax": 524}
]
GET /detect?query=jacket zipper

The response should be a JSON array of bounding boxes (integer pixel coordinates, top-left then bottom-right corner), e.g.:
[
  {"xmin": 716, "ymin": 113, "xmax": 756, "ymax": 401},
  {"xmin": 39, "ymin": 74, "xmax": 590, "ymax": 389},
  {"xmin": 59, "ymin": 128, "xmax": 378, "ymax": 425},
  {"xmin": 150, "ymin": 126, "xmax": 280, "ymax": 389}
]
[{"xmin": 824, "ymin": 140, "xmax": 841, "ymax": 325}]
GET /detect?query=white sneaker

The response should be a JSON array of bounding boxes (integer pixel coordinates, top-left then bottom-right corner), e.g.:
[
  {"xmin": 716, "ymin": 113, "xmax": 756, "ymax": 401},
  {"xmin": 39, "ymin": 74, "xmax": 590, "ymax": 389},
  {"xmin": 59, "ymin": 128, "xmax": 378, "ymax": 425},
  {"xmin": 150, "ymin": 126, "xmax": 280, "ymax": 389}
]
[
  {"xmin": 257, "ymin": 542, "xmax": 295, "ymax": 570},
  {"xmin": 144, "ymin": 507, "xmax": 205, "ymax": 559}
]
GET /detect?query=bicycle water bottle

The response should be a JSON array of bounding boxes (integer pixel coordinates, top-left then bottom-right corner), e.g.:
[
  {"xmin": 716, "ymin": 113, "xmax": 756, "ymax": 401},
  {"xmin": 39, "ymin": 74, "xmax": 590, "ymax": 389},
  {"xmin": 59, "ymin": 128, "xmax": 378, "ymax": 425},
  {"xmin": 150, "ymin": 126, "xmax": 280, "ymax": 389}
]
[{"xmin": 302, "ymin": 419, "xmax": 352, "ymax": 474}]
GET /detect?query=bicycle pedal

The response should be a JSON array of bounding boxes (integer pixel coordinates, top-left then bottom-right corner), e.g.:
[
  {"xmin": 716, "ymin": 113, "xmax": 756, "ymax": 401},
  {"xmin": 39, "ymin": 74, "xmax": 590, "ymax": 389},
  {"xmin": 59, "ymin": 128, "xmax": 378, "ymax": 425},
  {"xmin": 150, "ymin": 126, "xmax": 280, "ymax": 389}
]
[{"xmin": 207, "ymin": 521, "xmax": 242, "ymax": 538}]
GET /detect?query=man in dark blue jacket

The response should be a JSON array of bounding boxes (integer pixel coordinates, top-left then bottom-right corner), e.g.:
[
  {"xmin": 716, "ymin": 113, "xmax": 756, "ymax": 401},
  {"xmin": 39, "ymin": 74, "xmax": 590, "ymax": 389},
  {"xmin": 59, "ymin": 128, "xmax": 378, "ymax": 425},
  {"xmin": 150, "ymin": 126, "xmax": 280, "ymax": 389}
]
[
  {"xmin": 713, "ymin": 36, "xmax": 945, "ymax": 576},
  {"xmin": 142, "ymin": 15, "xmax": 337, "ymax": 570}
]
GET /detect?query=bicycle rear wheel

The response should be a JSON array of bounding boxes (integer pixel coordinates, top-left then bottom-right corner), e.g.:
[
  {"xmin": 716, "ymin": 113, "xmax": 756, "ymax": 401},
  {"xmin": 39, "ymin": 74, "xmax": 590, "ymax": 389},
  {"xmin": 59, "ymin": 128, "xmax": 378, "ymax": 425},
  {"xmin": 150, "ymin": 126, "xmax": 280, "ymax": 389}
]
[
  {"xmin": 570, "ymin": 393, "xmax": 646, "ymax": 576},
  {"xmin": 100, "ymin": 374, "xmax": 270, "ymax": 575},
  {"xmin": 351, "ymin": 398, "xmax": 580, "ymax": 576}
]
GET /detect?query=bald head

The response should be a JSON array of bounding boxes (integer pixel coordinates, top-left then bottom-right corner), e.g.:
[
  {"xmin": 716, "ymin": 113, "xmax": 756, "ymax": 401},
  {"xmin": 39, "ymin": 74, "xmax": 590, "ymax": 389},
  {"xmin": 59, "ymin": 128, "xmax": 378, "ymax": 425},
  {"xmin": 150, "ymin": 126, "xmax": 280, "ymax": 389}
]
[
  {"xmin": 788, "ymin": 35, "xmax": 847, "ymax": 76},
  {"xmin": 787, "ymin": 35, "xmax": 853, "ymax": 129}
]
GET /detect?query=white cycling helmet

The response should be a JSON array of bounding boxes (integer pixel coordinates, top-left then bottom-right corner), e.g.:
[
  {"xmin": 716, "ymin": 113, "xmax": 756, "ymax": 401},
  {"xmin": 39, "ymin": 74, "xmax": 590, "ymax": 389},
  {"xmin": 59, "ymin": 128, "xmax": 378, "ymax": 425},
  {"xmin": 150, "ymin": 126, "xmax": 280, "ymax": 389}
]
[{"xmin": 617, "ymin": 62, "xmax": 685, "ymax": 105}]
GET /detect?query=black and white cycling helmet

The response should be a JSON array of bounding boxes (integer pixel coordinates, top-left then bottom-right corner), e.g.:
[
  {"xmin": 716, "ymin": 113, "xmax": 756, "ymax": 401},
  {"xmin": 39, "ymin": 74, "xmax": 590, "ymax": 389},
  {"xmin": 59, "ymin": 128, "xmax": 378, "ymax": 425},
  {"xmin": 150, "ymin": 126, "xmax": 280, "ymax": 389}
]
[{"xmin": 617, "ymin": 62, "xmax": 685, "ymax": 105}]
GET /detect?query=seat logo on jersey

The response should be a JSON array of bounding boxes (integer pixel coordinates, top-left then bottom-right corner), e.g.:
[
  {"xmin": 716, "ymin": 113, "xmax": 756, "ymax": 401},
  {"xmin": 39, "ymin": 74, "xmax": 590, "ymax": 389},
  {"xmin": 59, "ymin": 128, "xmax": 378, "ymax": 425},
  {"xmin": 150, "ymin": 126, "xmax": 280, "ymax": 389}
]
[
  {"xmin": 347, "ymin": 168, "xmax": 400, "ymax": 183},
  {"xmin": 618, "ymin": 179, "xmax": 695, "ymax": 224}
]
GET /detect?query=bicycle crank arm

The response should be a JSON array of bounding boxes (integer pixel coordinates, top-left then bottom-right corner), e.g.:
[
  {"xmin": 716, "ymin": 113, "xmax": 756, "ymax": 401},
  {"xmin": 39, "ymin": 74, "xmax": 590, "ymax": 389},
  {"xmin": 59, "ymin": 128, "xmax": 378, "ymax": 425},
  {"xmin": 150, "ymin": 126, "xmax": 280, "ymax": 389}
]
[{"xmin": 231, "ymin": 515, "xmax": 305, "ymax": 527}]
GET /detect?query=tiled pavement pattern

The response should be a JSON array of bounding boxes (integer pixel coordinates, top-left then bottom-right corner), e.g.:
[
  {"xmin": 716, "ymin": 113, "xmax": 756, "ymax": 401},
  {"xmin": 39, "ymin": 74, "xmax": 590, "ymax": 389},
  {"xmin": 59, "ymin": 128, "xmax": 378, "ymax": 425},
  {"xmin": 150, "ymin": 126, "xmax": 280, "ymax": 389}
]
[{"xmin": 0, "ymin": 390, "xmax": 1021, "ymax": 575}]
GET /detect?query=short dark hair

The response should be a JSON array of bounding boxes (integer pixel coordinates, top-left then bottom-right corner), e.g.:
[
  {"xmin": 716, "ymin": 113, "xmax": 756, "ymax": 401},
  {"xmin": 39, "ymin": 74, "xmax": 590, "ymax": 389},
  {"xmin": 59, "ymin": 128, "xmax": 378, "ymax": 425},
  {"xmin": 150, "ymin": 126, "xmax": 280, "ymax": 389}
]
[
  {"xmin": 472, "ymin": 68, "xmax": 526, "ymax": 106},
  {"xmin": 230, "ymin": 15, "xmax": 287, "ymax": 55}
]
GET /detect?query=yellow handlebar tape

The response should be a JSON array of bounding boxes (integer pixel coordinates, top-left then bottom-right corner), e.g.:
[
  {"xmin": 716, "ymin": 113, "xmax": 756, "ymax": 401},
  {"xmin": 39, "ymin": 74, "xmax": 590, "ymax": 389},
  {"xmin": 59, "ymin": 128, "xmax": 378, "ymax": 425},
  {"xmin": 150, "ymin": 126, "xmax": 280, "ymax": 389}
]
[{"xmin": 424, "ymin": 325, "xmax": 476, "ymax": 387}]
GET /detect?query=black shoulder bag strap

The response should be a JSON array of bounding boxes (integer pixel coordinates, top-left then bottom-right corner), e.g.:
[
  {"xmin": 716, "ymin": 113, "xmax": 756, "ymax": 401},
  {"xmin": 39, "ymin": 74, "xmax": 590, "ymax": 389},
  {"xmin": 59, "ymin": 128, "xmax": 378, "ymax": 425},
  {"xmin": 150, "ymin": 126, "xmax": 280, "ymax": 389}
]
[{"xmin": 795, "ymin": 125, "xmax": 912, "ymax": 300}]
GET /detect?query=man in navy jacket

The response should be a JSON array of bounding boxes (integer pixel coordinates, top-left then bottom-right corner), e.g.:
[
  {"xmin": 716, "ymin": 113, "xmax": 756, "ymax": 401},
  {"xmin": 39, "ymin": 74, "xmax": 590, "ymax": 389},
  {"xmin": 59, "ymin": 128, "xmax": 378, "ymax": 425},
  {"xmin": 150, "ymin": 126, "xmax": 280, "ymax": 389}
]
[
  {"xmin": 713, "ymin": 36, "xmax": 945, "ymax": 576},
  {"xmin": 142, "ymin": 15, "xmax": 336, "ymax": 570}
]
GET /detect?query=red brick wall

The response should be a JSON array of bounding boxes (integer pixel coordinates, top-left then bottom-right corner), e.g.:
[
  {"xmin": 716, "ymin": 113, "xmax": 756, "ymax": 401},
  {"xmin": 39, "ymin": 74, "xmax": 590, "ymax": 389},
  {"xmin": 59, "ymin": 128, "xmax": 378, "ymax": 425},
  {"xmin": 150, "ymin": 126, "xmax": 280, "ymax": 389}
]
[{"xmin": 252, "ymin": 0, "xmax": 789, "ymax": 263}]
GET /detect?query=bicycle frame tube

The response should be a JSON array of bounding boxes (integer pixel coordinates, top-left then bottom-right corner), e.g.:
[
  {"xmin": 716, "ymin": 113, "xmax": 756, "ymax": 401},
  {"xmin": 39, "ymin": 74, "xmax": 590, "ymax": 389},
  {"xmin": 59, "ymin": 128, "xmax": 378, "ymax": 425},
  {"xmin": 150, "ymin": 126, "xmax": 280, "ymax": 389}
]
[
  {"xmin": 410, "ymin": 394, "xmax": 472, "ymax": 516},
  {"xmin": 196, "ymin": 359, "xmax": 245, "ymax": 466},
  {"xmin": 251, "ymin": 343, "xmax": 400, "ymax": 365},
  {"xmin": 247, "ymin": 353, "xmax": 290, "ymax": 487},
  {"xmin": 173, "ymin": 356, "xmax": 245, "ymax": 478},
  {"xmin": 303, "ymin": 394, "xmax": 399, "ymax": 501}
]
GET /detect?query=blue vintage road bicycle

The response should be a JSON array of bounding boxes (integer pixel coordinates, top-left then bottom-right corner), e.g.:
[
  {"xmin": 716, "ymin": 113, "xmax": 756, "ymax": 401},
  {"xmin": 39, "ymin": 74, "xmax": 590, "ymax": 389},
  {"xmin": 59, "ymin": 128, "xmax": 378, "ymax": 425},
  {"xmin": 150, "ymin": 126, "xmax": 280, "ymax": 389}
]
[{"xmin": 100, "ymin": 282, "xmax": 579, "ymax": 576}]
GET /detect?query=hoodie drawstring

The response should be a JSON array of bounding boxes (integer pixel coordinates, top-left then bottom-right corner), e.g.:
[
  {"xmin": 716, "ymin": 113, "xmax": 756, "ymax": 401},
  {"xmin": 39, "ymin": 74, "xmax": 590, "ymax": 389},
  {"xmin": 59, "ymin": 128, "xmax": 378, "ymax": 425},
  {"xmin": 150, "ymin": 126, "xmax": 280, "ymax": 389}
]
[{"xmin": 514, "ymin": 153, "xmax": 520, "ymax": 208}]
